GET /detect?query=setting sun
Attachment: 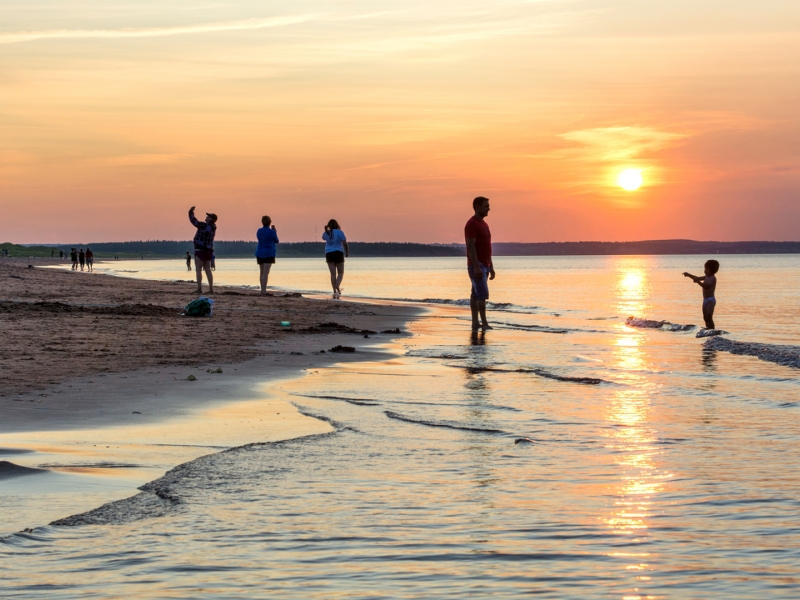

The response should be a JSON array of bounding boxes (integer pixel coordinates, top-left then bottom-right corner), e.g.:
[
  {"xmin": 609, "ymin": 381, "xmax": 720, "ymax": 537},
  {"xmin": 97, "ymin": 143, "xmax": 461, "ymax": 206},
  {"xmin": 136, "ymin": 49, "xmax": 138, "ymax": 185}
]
[{"xmin": 618, "ymin": 169, "xmax": 643, "ymax": 191}]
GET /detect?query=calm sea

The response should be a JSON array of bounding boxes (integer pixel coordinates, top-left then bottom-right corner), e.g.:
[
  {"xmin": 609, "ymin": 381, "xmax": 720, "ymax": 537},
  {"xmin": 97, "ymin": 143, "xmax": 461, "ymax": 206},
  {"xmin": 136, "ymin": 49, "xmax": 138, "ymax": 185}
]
[{"xmin": 4, "ymin": 255, "xmax": 800, "ymax": 598}]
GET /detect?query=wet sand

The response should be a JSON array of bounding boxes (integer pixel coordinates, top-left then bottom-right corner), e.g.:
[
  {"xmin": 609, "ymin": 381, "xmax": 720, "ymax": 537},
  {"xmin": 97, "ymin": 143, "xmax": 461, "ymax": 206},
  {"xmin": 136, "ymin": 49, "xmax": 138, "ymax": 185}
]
[{"xmin": 0, "ymin": 258, "xmax": 420, "ymax": 535}]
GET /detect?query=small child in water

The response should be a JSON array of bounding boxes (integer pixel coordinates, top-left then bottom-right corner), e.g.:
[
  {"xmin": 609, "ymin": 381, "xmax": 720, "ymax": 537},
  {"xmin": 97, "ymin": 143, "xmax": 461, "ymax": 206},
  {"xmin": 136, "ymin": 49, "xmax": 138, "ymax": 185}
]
[{"xmin": 683, "ymin": 259, "xmax": 719, "ymax": 330}]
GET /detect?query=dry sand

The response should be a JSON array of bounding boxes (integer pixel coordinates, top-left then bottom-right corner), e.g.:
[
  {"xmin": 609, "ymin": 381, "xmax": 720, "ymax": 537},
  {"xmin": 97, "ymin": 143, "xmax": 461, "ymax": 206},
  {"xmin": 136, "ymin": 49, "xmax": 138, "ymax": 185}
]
[{"xmin": 0, "ymin": 258, "xmax": 418, "ymax": 396}]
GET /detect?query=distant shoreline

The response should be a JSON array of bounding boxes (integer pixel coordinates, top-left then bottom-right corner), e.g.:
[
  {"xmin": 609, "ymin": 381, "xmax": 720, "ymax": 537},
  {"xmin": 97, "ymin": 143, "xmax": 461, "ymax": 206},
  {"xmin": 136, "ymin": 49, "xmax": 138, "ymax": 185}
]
[{"xmin": 4, "ymin": 239, "xmax": 800, "ymax": 259}]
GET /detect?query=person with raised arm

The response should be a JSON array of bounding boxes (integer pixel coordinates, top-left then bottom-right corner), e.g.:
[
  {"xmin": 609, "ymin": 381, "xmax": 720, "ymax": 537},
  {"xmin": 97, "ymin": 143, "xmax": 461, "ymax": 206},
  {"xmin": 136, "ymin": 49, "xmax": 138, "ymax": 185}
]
[{"xmin": 189, "ymin": 206, "xmax": 217, "ymax": 294}]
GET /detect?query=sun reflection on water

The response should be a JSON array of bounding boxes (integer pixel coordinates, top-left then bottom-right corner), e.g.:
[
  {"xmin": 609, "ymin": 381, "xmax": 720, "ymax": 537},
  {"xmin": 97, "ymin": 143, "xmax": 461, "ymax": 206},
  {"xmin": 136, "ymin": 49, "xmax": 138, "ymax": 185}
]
[
  {"xmin": 605, "ymin": 260, "xmax": 672, "ymax": 594},
  {"xmin": 614, "ymin": 258, "xmax": 653, "ymax": 317}
]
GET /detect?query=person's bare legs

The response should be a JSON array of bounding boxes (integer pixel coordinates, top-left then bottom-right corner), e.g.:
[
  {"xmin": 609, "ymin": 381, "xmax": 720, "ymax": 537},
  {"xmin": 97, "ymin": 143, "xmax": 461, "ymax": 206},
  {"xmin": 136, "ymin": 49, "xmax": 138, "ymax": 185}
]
[
  {"xmin": 259, "ymin": 263, "xmax": 272, "ymax": 294},
  {"xmin": 470, "ymin": 296, "xmax": 481, "ymax": 330},
  {"xmin": 703, "ymin": 302, "xmax": 715, "ymax": 330},
  {"xmin": 203, "ymin": 261, "xmax": 214, "ymax": 293},
  {"xmin": 195, "ymin": 257, "xmax": 204, "ymax": 292},
  {"xmin": 469, "ymin": 298, "xmax": 491, "ymax": 330},
  {"xmin": 327, "ymin": 262, "xmax": 338, "ymax": 296},
  {"xmin": 335, "ymin": 263, "xmax": 345, "ymax": 295}
]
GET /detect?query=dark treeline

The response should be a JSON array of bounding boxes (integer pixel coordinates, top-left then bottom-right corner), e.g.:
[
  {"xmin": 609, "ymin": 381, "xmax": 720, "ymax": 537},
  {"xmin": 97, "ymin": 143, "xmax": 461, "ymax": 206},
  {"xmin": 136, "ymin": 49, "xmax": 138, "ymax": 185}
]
[
  {"xmin": 49, "ymin": 241, "xmax": 464, "ymax": 258},
  {"xmin": 493, "ymin": 240, "xmax": 800, "ymax": 255}
]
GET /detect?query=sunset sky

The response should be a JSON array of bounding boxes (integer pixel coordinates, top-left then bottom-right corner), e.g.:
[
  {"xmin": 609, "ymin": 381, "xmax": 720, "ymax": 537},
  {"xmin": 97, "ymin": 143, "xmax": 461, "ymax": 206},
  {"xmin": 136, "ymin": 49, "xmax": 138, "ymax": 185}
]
[{"xmin": 2, "ymin": 0, "xmax": 799, "ymax": 243}]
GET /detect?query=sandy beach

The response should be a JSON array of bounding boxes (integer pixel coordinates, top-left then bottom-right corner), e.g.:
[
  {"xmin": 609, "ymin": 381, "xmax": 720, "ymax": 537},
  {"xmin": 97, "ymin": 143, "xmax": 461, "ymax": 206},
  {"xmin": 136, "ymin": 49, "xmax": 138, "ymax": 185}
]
[{"xmin": 0, "ymin": 258, "xmax": 420, "ymax": 535}]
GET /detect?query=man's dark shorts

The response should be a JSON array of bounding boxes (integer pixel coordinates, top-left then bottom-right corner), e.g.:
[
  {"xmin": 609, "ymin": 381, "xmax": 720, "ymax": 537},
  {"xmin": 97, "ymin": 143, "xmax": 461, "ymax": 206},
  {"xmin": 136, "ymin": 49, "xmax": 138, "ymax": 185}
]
[
  {"xmin": 468, "ymin": 264, "xmax": 490, "ymax": 301},
  {"xmin": 256, "ymin": 256, "xmax": 276, "ymax": 265}
]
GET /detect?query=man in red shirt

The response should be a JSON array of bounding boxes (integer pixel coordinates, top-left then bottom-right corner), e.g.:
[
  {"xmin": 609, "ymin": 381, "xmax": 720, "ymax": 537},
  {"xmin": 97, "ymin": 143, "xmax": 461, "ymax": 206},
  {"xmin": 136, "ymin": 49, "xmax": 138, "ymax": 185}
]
[{"xmin": 465, "ymin": 196, "xmax": 495, "ymax": 330}]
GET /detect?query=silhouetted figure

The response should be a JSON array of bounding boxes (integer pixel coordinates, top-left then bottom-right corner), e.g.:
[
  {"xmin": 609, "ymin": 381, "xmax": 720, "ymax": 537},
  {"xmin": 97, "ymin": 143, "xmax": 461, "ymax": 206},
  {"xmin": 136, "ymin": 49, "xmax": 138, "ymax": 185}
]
[
  {"xmin": 71, "ymin": 248, "xmax": 78, "ymax": 270},
  {"xmin": 85, "ymin": 248, "xmax": 94, "ymax": 272},
  {"xmin": 186, "ymin": 251, "xmax": 192, "ymax": 271},
  {"xmin": 684, "ymin": 260, "xmax": 720, "ymax": 330},
  {"xmin": 189, "ymin": 206, "xmax": 217, "ymax": 294},
  {"xmin": 255, "ymin": 216, "xmax": 279, "ymax": 294},
  {"xmin": 322, "ymin": 219, "xmax": 348, "ymax": 298},
  {"xmin": 465, "ymin": 196, "xmax": 495, "ymax": 330},
  {"xmin": 78, "ymin": 249, "xmax": 86, "ymax": 271}
]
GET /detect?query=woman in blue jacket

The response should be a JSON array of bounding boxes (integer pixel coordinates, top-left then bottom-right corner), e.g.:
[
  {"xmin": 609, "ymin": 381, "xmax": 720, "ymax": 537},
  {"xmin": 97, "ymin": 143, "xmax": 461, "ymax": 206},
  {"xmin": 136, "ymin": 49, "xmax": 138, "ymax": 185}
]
[{"xmin": 255, "ymin": 215, "xmax": 279, "ymax": 294}]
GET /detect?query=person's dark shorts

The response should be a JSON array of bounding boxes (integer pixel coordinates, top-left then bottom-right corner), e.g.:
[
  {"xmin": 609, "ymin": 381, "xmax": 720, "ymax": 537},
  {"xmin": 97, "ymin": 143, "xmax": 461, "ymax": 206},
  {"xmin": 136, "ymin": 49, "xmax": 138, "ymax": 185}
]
[
  {"xmin": 326, "ymin": 251, "xmax": 345, "ymax": 264},
  {"xmin": 195, "ymin": 249, "xmax": 214, "ymax": 262},
  {"xmin": 468, "ymin": 264, "xmax": 490, "ymax": 301},
  {"xmin": 256, "ymin": 256, "xmax": 276, "ymax": 265}
]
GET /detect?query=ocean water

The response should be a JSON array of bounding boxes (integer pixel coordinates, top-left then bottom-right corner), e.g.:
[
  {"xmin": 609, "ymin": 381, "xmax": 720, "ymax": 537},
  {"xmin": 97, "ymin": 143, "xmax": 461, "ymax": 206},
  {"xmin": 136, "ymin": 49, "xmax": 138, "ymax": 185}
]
[{"xmin": 6, "ymin": 255, "xmax": 800, "ymax": 597}]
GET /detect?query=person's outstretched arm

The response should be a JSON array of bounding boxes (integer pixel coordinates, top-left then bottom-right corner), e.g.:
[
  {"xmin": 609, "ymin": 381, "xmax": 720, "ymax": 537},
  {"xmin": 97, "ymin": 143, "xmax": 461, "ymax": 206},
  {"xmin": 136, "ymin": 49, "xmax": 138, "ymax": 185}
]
[
  {"xmin": 272, "ymin": 226, "xmax": 279, "ymax": 244},
  {"xmin": 189, "ymin": 206, "xmax": 201, "ymax": 228},
  {"xmin": 683, "ymin": 272, "xmax": 705, "ymax": 284}
]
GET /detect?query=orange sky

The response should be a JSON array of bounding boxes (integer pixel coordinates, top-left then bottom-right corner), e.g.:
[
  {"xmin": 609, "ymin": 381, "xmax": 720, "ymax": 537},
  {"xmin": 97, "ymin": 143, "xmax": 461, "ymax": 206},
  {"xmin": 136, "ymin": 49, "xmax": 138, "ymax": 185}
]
[{"xmin": 2, "ymin": 1, "xmax": 799, "ymax": 243}]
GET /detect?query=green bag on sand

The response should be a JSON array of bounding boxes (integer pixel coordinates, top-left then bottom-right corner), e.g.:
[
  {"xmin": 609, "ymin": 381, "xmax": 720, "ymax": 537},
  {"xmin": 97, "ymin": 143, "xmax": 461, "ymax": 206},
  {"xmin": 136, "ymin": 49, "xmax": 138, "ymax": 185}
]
[{"xmin": 182, "ymin": 297, "xmax": 214, "ymax": 317}]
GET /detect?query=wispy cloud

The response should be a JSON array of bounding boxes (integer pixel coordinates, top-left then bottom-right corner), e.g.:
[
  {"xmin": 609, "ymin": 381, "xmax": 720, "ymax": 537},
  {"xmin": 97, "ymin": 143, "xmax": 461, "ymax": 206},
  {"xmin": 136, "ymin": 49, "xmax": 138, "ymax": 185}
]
[
  {"xmin": 559, "ymin": 126, "xmax": 685, "ymax": 161},
  {"xmin": 0, "ymin": 14, "xmax": 323, "ymax": 45}
]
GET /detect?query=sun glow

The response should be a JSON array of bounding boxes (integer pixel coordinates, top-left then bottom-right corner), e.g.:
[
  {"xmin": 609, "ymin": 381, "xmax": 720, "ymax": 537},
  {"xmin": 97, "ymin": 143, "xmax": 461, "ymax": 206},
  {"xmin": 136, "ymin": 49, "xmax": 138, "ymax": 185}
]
[{"xmin": 618, "ymin": 169, "xmax": 643, "ymax": 191}]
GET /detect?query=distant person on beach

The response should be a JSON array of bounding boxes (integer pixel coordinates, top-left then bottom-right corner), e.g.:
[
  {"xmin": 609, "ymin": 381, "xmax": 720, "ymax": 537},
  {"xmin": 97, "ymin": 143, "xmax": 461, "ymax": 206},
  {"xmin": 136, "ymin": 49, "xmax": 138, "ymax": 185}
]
[
  {"xmin": 85, "ymin": 247, "xmax": 94, "ymax": 272},
  {"xmin": 189, "ymin": 206, "xmax": 217, "ymax": 294},
  {"xmin": 78, "ymin": 249, "xmax": 86, "ymax": 271},
  {"xmin": 59, "ymin": 250, "xmax": 63, "ymax": 259},
  {"xmin": 185, "ymin": 251, "xmax": 192, "ymax": 271},
  {"xmin": 322, "ymin": 219, "xmax": 348, "ymax": 298},
  {"xmin": 70, "ymin": 248, "xmax": 78, "ymax": 270},
  {"xmin": 683, "ymin": 260, "xmax": 719, "ymax": 330},
  {"xmin": 465, "ymin": 196, "xmax": 495, "ymax": 331},
  {"xmin": 255, "ymin": 216, "xmax": 279, "ymax": 294}
]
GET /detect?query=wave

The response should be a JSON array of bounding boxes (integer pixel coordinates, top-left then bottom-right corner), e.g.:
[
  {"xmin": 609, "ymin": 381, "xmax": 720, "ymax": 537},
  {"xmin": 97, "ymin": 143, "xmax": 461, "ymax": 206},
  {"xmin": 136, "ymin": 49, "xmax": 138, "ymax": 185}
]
[
  {"xmin": 515, "ymin": 368, "xmax": 607, "ymax": 385},
  {"xmin": 704, "ymin": 337, "xmax": 800, "ymax": 369},
  {"xmin": 0, "ymin": 461, "xmax": 46, "ymax": 480},
  {"xmin": 695, "ymin": 328, "xmax": 728, "ymax": 338},
  {"xmin": 493, "ymin": 321, "xmax": 571, "ymax": 334},
  {"xmin": 453, "ymin": 364, "xmax": 608, "ymax": 385},
  {"xmin": 383, "ymin": 411, "xmax": 506, "ymax": 434},
  {"xmin": 626, "ymin": 316, "xmax": 695, "ymax": 332},
  {"xmin": 346, "ymin": 295, "xmax": 543, "ymax": 314},
  {"xmin": 290, "ymin": 393, "xmax": 381, "ymax": 406}
]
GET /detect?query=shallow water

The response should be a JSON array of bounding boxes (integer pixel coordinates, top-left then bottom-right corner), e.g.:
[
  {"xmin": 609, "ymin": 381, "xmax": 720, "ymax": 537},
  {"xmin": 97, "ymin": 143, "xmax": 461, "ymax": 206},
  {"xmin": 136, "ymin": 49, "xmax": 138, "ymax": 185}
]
[{"xmin": 7, "ymin": 255, "xmax": 800, "ymax": 597}]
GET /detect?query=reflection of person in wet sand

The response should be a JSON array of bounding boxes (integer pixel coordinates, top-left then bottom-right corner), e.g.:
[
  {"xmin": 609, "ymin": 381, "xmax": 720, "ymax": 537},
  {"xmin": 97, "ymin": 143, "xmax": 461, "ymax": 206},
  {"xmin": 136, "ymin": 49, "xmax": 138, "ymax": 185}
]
[
  {"xmin": 465, "ymin": 196, "xmax": 495, "ymax": 331},
  {"xmin": 189, "ymin": 206, "xmax": 217, "ymax": 294},
  {"xmin": 683, "ymin": 260, "xmax": 719, "ymax": 330}
]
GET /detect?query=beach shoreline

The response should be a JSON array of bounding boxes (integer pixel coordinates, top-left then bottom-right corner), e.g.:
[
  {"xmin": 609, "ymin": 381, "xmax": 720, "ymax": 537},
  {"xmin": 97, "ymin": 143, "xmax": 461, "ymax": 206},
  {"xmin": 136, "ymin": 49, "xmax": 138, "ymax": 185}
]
[{"xmin": 0, "ymin": 258, "xmax": 421, "ymax": 535}]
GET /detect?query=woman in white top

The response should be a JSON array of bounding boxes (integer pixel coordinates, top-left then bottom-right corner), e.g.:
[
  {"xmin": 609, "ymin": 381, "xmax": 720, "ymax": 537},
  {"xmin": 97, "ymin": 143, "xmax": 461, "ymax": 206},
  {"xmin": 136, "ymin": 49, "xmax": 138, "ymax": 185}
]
[{"xmin": 322, "ymin": 219, "xmax": 349, "ymax": 298}]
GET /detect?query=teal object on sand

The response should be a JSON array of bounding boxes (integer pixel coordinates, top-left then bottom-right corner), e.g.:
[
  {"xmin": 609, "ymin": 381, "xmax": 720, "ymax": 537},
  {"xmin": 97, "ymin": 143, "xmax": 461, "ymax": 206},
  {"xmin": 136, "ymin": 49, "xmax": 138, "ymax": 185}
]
[{"xmin": 280, "ymin": 321, "xmax": 291, "ymax": 327}]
